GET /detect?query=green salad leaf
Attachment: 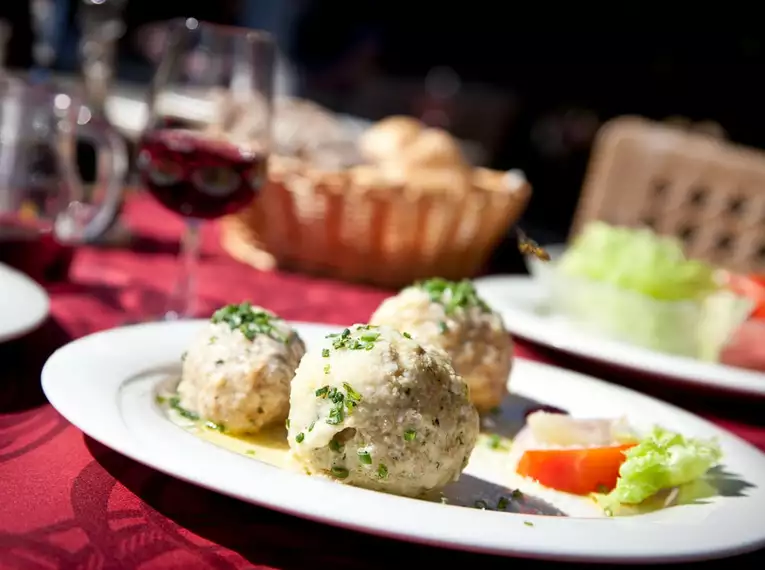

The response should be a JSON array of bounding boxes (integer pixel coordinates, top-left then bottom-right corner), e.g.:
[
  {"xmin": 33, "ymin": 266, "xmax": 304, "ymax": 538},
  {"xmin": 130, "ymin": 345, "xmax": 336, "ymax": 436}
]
[
  {"xmin": 606, "ymin": 426, "xmax": 722, "ymax": 505},
  {"xmin": 558, "ymin": 222, "xmax": 718, "ymax": 301}
]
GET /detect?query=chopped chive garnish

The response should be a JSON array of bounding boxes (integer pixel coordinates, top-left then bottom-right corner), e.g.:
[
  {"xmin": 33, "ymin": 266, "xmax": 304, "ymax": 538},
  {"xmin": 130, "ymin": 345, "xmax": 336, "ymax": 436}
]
[
  {"xmin": 511, "ymin": 489, "xmax": 523, "ymax": 500},
  {"xmin": 308, "ymin": 421, "xmax": 315, "ymax": 432},
  {"xmin": 168, "ymin": 396, "xmax": 199, "ymax": 421},
  {"xmin": 295, "ymin": 432, "xmax": 305, "ymax": 443},
  {"xmin": 155, "ymin": 395, "xmax": 166, "ymax": 405},
  {"xmin": 323, "ymin": 364, "xmax": 330, "ymax": 374},
  {"xmin": 205, "ymin": 421, "xmax": 226, "ymax": 433},
  {"xmin": 404, "ymin": 429, "xmax": 416, "ymax": 442},
  {"xmin": 402, "ymin": 332, "xmax": 412, "ymax": 339},
  {"xmin": 497, "ymin": 497, "xmax": 509, "ymax": 510},
  {"xmin": 286, "ymin": 418, "xmax": 291, "ymax": 429},
  {"xmin": 211, "ymin": 302, "xmax": 286, "ymax": 342},
  {"xmin": 524, "ymin": 521, "xmax": 534, "ymax": 527},
  {"xmin": 245, "ymin": 449, "xmax": 256, "ymax": 455},
  {"xmin": 377, "ymin": 464, "xmax": 388, "ymax": 479},
  {"xmin": 417, "ymin": 278, "xmax": 491, "ymax": 314},
  {"xmin": 325, "ymin": 325, "xmax": 381, "ymax": 351},
  {"xmin": 331, "ymin": 466, "xmax": 349, "ymax": 479},
  {"xmin": 316, "ymin": 386, "xmax": 329, "ymax": 398},
  {"xmin": 486, "ymin": 434, "xmax": 508, "ymax": 451},
  {"xmin": 343, "ymin": 383, "xmax": 362, "ymax": 402},
  {"xmin": 357, "ymin": 450, "xmax": 372, "ymax": 464},
  {"xmin": 322, "ymin": 348, "xmax": 330, "ymax": 358},
  {"xmin": 326, "ymin": 407, "xmax": 344, "ymax": 425}
]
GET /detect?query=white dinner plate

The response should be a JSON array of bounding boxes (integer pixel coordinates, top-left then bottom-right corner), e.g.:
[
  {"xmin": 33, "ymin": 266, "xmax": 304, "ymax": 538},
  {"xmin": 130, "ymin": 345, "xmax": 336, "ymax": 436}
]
[
  {"xmin": 473, "ymin": 275, "xmax": 765, "ymax": 397},
  {"xmin": 41, "ymin": 319, "xmax": 765, "ymax": 563},
  {"xmin": 0, "ymin": 261, "xmax": 49, "ymax": 343}
]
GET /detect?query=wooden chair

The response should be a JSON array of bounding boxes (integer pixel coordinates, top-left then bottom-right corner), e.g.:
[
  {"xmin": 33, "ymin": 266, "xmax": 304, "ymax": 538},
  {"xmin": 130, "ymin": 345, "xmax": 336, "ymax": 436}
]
[{"xmin": 571, "ymin": 116, "xmax": 765, "ymax": 274}]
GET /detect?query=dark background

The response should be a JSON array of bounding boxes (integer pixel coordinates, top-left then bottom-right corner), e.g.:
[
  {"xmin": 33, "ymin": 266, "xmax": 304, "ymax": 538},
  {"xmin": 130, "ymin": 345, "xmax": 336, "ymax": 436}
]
[{"xmin": 2, "ymin": 1, "xmax": 762, "ymax": 269}]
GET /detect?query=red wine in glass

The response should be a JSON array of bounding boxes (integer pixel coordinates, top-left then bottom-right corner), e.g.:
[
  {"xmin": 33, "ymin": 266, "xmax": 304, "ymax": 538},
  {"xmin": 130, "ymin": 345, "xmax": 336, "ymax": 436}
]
[{"xmin": 137, "ymin": 128, "xmax": 266, "ymax": 220}]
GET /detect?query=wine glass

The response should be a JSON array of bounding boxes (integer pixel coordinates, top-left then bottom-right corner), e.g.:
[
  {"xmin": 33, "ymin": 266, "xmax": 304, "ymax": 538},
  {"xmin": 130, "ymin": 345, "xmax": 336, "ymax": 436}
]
[{"xmin": 137, "ymin": 19, "xmax": 274, "ymax": 321}]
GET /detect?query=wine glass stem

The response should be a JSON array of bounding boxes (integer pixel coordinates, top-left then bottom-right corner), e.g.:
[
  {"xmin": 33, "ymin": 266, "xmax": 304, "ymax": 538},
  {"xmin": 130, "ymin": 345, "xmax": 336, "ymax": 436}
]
[{"xmin": 165, "ymin": 220, "xmax": 201, "ymax": 320}]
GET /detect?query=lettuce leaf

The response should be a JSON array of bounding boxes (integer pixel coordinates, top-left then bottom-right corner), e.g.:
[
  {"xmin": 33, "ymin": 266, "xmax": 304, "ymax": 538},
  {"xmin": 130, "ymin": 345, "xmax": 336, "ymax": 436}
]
[
  {"xmin": 605, "ymin": 426, "xmax": 722, "ymax": 506},
  {"xmin": 559, "ymin": 222, "xmax": 718, "ymax": 301}
]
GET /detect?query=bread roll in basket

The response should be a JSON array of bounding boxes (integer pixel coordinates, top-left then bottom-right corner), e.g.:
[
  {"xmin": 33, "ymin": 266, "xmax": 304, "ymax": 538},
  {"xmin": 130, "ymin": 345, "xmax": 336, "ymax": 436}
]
[{"xmin": 220, "ymin": 103, "xmax": 531, "ymax": 288}]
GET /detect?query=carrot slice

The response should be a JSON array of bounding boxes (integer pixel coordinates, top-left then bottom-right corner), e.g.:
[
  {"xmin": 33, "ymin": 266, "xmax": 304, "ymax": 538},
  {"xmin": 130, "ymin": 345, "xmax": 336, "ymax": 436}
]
[{"xmin": 516, "ymin": 444, "xmax": 636, "ymax": 496}]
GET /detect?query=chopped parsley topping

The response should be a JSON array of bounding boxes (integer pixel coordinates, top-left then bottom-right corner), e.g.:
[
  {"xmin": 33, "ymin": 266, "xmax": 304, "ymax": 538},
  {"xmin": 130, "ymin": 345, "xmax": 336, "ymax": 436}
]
[
  {"xmin": 211, "ymin": 302, "xmax": 286, "ymax": 342},
  {"xmin": 486, "ymin": 434, "xmax": 510, "ymax": 451},
  {"xmin": 416, "ymin": 278, "xmax": 491, "ymax": 318},
  {"xmin": 357, "ymin": 449, "xmax": 372, "ymax": 464},
  {"xmin": 377, "ymin": 464, "xmax": 388, "ymax": 479},
  {"xmin": 318, "ymin": 383, "xmax": 362, "ymax": 426},
  {"xmin": 330, "ymin": 466, "xmax": 349, "ymax": 479},
  {"xmin": 343, "ymin": 383, "xmax": 362, "ymax": 402},
  {"xmin": 325, "ymin": 326, "xmax": 381, "ymax": 352},
  {"xmin": 295, "ymin": 432, "xmax": 305, "ymax": 443},
  {"xmin": 204, "ymin": 420, "xmax": 226, "ymax": 433},
  {"xmin": 327, "ymin": 407, "xmax": 344, "ymax": 425},
  {"xmin": 404, "ymin": 429, "xmax": 417, "ymax": 442},
  {"xmin": 168, "ymin": 396, "xmax": 199, "ymax": 421}
]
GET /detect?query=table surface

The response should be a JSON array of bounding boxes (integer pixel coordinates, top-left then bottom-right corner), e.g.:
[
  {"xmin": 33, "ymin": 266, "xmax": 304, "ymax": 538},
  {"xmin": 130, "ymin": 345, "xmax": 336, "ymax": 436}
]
[{"xmin": 1, "ymin": 194, "xmax": 764, "ymax": 570}]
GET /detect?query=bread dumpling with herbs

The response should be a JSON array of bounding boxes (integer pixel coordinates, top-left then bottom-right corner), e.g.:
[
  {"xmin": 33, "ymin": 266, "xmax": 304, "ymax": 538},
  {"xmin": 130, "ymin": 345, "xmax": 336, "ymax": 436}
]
[
  {"xmin": 177, "ymin": 302, "xmax": 306, "ymax": 435},
  {"xmin": 288, "ymin": 325, "xmax": 479, "ymax": 498},
  {"xmin": 370, "ymin": 279, "xmax": 512, "ymax": 412}
]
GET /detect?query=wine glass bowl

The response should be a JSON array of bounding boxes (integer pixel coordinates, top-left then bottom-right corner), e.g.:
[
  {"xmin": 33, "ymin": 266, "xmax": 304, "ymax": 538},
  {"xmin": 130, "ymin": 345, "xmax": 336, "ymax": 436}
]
[{"xmin": 136, "ymin": 19, "xmax": 274, "ymax": 320}]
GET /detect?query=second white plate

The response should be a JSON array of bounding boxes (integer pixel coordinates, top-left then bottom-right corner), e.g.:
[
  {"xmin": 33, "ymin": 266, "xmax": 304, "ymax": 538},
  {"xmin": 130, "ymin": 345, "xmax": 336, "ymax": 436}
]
[
  {"xmin": 473, "ymin": 275, "xmax": 765, "ymax": 397},
  {"xmin": 0, "ymin": 261, "xmax": 49, "ymax": 343}
]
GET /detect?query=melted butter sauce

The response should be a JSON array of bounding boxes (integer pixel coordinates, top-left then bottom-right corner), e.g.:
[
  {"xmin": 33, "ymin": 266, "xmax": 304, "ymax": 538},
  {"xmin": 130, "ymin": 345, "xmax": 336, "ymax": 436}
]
[
  {"xmin": 165, "ymin": 406, "xmax": 297, "ymax": 471},
  {"xmin": 161, "ymin": 395, "xmax": 572, "ymax": 516},
  {"xmin": 158, "ymin": 385, "xmax": 717, "ymax": 518}
]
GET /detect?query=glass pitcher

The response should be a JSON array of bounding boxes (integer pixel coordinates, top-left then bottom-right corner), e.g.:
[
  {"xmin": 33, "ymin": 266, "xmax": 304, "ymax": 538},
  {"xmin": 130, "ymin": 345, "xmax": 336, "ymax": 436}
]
[{"xmin": 0, "ymin": 77, "xmax": 127, "ymax": 245}]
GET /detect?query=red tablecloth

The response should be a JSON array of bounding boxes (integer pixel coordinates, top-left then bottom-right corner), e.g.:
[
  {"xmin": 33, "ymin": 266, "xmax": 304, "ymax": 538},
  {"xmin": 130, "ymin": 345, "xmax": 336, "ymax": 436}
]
[{"xmin": 2, "ymin": 196, "xmax": 764, "ymax": 570}]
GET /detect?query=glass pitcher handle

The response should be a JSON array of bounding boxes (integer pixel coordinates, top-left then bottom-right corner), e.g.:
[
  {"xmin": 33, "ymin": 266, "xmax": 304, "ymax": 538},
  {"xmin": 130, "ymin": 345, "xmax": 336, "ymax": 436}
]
[{"xmin": 72, "ymin": 114, "xmax": 128, "ymax": 242}]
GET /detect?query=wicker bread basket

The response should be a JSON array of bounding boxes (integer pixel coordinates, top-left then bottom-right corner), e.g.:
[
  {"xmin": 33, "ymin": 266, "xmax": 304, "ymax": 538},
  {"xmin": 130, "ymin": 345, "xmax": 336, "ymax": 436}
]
[{"xmin": 221, "ymin": 112, "xmax": 531, "ymax": 288}]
